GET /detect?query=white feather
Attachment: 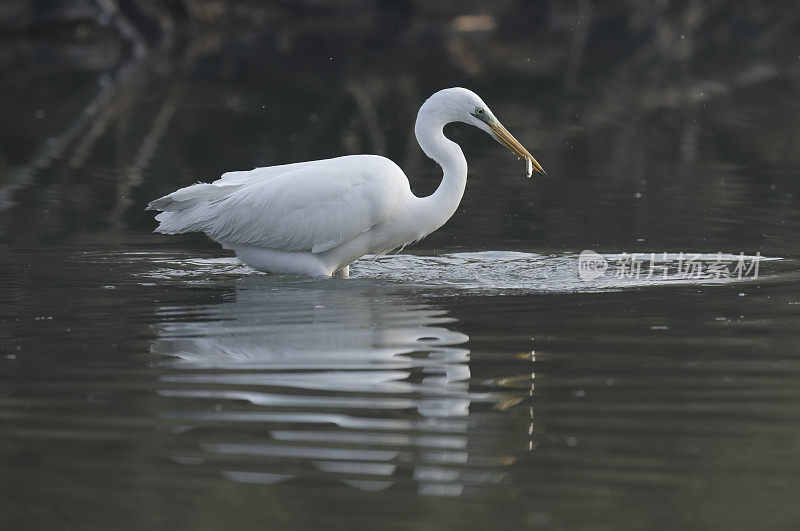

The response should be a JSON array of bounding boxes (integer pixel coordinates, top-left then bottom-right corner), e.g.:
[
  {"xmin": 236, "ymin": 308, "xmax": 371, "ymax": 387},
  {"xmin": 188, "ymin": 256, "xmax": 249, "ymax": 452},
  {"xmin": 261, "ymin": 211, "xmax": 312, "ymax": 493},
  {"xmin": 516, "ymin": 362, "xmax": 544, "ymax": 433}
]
[{"xmin": 150, "ymin": 155, "xmax": 408, "ymax": 253}]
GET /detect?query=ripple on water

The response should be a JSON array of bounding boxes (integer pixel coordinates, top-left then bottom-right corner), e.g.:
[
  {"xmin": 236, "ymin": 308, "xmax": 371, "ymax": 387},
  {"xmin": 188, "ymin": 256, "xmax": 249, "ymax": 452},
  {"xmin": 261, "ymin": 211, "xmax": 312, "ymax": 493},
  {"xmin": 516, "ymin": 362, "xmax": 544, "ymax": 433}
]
[
  {"xmin": 140, "ymin": 248, "xmax": 788, "ymax": 498},
  {"xmin": 130, "ymin": 250, "xmax": 784, "ymax": 294}
]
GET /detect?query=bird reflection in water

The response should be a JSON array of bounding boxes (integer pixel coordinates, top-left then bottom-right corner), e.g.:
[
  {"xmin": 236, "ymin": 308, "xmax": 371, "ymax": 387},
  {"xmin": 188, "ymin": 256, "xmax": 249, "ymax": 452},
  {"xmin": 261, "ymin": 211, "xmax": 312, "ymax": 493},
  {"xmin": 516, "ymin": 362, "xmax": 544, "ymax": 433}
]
[{"xmin": 152, "ymin": 277, "xmax": 535, "ymax": 497}]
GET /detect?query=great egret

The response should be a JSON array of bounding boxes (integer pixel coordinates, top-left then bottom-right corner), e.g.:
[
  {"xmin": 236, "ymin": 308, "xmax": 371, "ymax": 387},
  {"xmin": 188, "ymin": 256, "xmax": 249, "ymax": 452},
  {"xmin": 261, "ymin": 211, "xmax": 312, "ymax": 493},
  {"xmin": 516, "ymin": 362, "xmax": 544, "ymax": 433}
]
[{"xmin": 148, "ymin": 87, "xmax": 545, "ymax": 277}]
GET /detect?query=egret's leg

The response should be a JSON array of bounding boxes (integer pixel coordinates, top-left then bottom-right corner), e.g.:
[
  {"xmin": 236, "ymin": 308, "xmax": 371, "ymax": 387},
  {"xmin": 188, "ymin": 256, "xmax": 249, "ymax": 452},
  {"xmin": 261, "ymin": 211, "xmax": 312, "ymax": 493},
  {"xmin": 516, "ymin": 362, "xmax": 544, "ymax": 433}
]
[{"xmin": 335, "ymin": 265, "xmax": 350, "ymax": 278}]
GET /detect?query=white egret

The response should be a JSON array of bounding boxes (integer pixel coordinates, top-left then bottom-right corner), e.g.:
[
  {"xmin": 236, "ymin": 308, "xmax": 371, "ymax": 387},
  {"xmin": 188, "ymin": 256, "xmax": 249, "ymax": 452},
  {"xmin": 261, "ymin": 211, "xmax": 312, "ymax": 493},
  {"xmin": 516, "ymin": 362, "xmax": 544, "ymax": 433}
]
[{"xmin": 148, "ymin": 87, "xmax": 545, "ymax": 277}]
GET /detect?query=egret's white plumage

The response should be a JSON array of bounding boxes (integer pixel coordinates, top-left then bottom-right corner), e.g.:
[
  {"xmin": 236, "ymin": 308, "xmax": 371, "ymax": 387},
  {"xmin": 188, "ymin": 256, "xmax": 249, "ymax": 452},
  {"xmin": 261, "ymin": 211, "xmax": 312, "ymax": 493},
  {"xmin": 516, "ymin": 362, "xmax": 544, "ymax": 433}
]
[{"xmin": 148, "ymin": 87, "xmax": 544, "ymax": 276}]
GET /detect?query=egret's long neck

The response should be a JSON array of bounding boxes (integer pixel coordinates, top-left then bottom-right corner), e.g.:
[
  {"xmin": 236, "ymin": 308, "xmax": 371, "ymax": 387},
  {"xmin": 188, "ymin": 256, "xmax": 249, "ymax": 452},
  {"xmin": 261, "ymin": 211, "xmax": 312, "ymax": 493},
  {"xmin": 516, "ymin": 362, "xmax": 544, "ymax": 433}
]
[{"xmin": 412, "ymin": 110, "xmax": 468, "ymax": 236}]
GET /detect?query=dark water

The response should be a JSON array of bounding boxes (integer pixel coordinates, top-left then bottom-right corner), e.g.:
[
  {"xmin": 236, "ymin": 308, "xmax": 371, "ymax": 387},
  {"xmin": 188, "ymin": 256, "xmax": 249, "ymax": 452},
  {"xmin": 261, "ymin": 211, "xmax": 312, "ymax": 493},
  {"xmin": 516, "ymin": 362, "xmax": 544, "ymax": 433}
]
[{"xmin": 2, "ymin": 2, "xmax": 800, "ymax": 530}]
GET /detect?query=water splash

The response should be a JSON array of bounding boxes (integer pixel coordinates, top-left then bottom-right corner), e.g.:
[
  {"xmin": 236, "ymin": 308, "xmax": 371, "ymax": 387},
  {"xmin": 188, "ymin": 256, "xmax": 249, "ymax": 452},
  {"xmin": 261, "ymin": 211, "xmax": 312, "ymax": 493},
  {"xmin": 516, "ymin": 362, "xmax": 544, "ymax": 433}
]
[{"xmin": 130, "ymin": 250, "xmax": 783, "ymax": 294}]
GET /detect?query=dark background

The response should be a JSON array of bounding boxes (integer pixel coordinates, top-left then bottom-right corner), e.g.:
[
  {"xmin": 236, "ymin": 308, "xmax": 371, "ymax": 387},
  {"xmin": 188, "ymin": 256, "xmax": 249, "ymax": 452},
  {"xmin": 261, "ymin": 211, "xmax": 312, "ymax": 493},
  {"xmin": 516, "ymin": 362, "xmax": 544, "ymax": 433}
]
[{"xmin": 1, "ymin": 0, "xmax": 798, "ymax": 255}]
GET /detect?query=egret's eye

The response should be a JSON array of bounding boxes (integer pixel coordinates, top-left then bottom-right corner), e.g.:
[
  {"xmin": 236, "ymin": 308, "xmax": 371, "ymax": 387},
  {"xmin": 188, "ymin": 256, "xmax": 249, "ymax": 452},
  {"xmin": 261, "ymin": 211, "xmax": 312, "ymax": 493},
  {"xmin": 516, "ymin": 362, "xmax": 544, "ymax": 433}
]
[{"xmin": 475, "ymin": 108, "xmax": 484, "ymax": 116}]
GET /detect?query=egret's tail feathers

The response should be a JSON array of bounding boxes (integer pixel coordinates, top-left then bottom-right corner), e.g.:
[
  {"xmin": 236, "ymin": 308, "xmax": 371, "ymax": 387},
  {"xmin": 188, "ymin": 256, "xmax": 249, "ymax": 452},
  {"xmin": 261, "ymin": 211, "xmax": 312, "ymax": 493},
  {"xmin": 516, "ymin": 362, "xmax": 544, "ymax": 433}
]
[
  {"xmin": 151, "ymin": 210, "xmax": 198, "ymax": 235},
  {"xmin": 147, "ymin": 183, "xmax": 224, "ymax": 212},
  {"xmin": 147, "ymin": 183, "xmax": 234, "ymax": 235}
]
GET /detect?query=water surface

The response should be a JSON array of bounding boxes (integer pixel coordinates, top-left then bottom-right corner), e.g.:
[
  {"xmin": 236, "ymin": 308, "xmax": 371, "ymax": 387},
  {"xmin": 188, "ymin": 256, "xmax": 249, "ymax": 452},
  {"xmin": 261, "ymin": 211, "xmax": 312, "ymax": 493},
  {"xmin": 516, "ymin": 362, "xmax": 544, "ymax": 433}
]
[{"xmin": 2, "ymin": 3, "xmax": 800, "ymax": 530}]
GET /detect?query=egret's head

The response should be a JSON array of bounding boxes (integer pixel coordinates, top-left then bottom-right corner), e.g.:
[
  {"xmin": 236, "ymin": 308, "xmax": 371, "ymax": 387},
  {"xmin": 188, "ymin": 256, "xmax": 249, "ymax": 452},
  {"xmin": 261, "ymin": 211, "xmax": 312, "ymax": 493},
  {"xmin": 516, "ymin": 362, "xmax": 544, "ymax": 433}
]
[{"xmin": 424, "ymin": 87, "xmax": 546, "ymax": 178}]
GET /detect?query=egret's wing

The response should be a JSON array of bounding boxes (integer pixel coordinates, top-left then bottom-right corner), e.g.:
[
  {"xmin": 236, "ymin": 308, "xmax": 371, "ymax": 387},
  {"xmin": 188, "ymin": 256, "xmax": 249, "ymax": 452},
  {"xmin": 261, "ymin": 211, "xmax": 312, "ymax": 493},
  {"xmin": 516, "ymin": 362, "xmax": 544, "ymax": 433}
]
[
  {"xmin": 146, "ymin": 162, "xmax": 320, "ymax": 213},
  {"xmin": 151, "ymin": 156, "xmax": 407, "ymax": 253}
]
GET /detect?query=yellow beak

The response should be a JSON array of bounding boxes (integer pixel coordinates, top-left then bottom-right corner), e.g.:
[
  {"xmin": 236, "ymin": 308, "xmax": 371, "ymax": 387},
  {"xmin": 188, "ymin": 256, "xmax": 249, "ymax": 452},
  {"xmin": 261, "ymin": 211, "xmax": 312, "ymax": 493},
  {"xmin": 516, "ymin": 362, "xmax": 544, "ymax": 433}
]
[{"xmin": 488, "ymin": 119, "xmax": 546, "ymax": 178}]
